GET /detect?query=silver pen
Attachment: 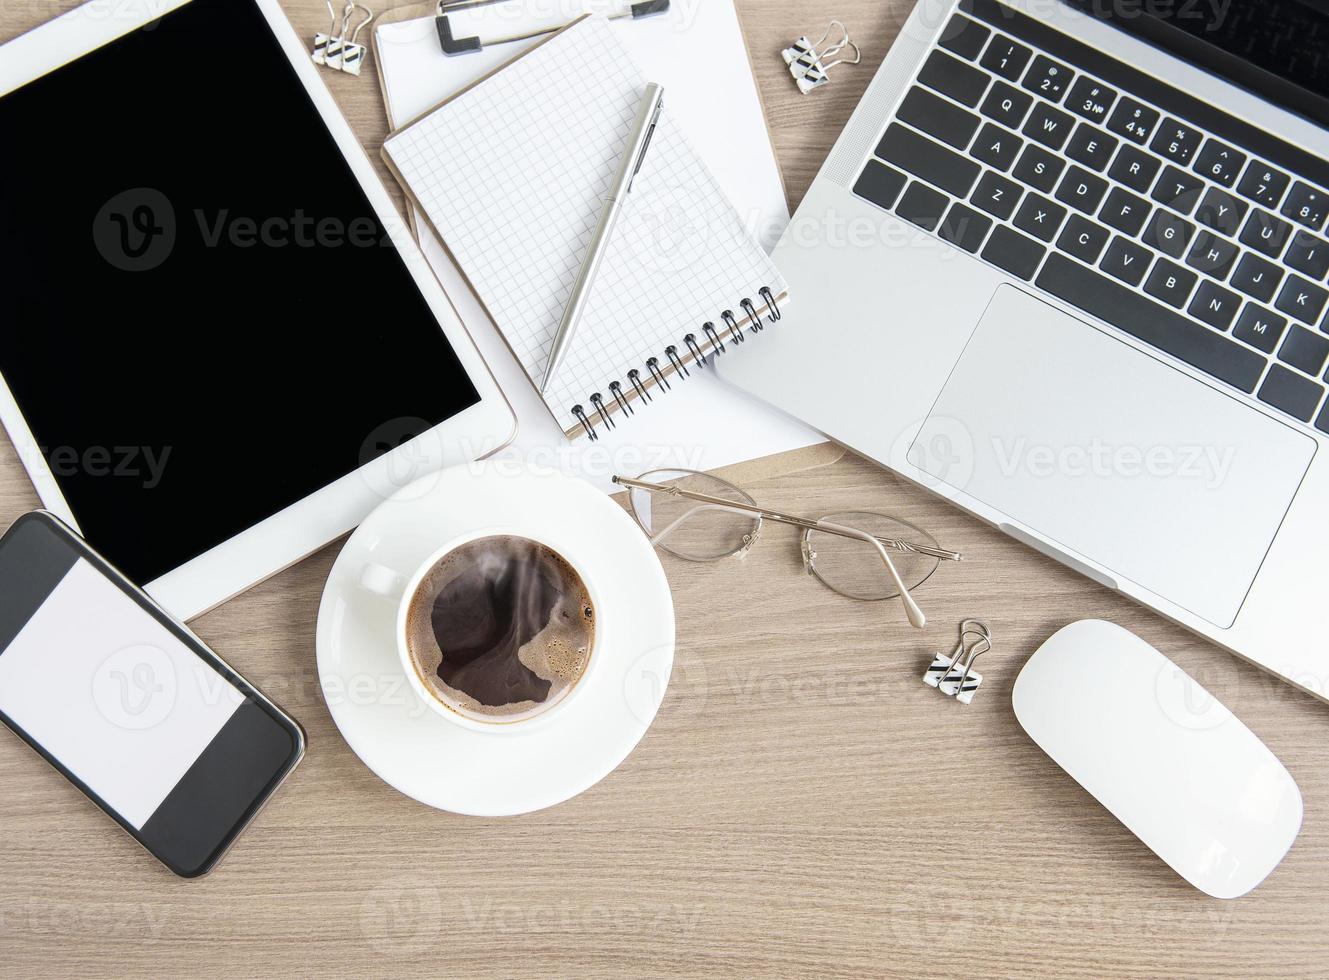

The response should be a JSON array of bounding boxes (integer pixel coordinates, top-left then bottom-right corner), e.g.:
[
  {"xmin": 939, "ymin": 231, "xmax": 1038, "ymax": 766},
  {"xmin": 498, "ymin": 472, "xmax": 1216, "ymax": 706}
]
[{"xmin": 540, "ymin": 82, "xmax": 666, "ymax": 395}]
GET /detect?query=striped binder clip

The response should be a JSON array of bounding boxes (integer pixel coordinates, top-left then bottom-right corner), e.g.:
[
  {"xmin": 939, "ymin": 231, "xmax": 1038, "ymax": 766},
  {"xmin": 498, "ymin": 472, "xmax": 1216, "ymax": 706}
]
[
  {"xmin": 924, "ymin": 619, "xmax": 991, "ymax": 704},
  {"xmin": 313, "ymin": 1, "xmax": 374, "ymax": 76},
  {"xmin": 781, "ymin": 21, "xmax": 861, "ymax": 94}
]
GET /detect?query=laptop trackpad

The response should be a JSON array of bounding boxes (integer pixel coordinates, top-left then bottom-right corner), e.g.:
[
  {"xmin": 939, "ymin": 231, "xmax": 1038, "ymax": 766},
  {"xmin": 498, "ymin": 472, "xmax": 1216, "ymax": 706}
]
[{"xmin": 911, "ymin": 286, "xmax": 1316, "ymax": 628}]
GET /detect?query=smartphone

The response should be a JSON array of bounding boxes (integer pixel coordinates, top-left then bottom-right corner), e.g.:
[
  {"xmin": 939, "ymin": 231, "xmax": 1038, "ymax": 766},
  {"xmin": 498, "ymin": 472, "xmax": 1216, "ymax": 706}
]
[{"xmin": 0, "ymin": 512, "xmax": 305, "ymax": 877}]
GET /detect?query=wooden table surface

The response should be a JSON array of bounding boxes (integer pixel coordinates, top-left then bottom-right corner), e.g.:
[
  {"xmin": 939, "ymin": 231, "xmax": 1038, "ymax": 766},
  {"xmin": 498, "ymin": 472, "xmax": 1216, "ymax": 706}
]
[{"xmin": 2, "ymin": 2, "xmax": 1328, "ymax": 977}]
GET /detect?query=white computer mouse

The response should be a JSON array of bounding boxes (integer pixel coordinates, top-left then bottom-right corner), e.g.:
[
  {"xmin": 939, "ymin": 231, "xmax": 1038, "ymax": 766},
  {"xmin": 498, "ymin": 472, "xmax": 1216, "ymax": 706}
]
[{"xmin": 1013, "ymin": 620, "xmax": 1302, "ymax": 899}]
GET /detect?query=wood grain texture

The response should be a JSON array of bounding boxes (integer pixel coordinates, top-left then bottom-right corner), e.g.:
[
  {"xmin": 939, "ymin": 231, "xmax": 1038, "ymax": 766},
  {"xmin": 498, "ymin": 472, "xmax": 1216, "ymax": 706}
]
[{"xmin": 1, "ymin": 1, "xmax": 1327, "ymax": 976}]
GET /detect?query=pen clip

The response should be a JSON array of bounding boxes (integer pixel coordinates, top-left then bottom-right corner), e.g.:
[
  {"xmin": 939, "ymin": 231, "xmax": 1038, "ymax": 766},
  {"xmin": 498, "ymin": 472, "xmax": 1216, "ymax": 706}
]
[{"xmin": 628, "ymin": 98, "xmax": 664, "ymax": 192}]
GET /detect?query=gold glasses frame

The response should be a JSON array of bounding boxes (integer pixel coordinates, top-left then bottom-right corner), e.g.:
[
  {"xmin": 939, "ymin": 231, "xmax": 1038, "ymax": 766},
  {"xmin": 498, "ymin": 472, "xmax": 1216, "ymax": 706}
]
[{"xmin": 613, "ymin": 471, "xmax": 962, "ymax": 629}]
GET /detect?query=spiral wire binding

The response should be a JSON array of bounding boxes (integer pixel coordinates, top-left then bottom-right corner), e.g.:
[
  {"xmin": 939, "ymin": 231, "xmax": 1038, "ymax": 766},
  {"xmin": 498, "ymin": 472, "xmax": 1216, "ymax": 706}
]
[
  {"xmin": 567, "ymin": 283, "xmax": 781, "ymax": 439},
  {"xmin": 721, "ymin": 310, "xmax": 745, "ymax": 344},
  {"xmin": 609, "ymin": 380, "xmax": 633, "ymax": 416}
]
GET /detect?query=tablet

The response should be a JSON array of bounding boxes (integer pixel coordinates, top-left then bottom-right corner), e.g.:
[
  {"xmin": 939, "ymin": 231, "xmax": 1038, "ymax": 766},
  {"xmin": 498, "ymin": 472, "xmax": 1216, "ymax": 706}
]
[{"xmin": 0, "ymin": 0, "xmax": 515, "ymax": 619}]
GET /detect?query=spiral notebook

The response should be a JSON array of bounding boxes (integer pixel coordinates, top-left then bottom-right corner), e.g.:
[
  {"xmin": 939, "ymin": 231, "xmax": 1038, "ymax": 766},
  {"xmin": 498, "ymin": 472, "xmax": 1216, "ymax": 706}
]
[{"xmin": 381, "ymin": 15, "xmax": 788, "ymax": 441}]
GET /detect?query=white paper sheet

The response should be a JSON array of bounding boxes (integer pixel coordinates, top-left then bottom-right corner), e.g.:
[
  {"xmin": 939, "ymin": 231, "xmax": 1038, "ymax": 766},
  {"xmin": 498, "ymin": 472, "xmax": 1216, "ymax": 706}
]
[{"xmin": 375, "ymin": 0, "xmax": 821, "ymax": 491}]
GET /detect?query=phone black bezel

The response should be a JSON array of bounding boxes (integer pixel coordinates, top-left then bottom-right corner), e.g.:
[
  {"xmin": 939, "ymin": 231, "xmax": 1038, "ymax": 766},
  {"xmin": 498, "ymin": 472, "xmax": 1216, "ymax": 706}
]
[{"xmin": 0, "ymin": 511, "xmax": 305, "ymax": 877}]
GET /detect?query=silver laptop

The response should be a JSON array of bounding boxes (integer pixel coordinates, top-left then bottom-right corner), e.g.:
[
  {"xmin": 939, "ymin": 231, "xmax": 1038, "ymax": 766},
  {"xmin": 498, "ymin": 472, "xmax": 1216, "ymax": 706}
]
[{"xmin": 719, "ymin": 0, "xmax": 1329, "ymax": 698}]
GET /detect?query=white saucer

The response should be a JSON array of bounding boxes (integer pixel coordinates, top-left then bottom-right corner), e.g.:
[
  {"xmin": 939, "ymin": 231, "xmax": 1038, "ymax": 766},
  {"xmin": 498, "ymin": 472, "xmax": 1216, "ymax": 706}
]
[{"xmin": 315, "ymin": 464, "xmax": 675, "ymax": 816}]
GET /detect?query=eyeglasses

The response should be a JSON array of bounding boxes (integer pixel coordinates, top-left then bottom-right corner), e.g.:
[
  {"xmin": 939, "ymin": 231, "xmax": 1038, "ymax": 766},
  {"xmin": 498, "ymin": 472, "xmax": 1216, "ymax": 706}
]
[{"xmin": 612, "ymin": 469, "xmax": 962, "ymax": 628}]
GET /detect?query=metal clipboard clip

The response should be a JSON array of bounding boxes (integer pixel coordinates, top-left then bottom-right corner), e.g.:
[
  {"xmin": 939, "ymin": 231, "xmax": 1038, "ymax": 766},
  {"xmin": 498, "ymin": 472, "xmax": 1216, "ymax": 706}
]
[
  {"xmin": 314, "ymin": 1, "xmax": 374, "ymax": 76},
  {"xmin": 782, "ymin": 21, "xmax": 861, "ymax": 94},
  {"xmin": 923, "ymin": 619, "xmax": 991, "ymax": 704},
  {"xmin": 435, "ymin": 0, "xmax": 670, "ymax": 55}
]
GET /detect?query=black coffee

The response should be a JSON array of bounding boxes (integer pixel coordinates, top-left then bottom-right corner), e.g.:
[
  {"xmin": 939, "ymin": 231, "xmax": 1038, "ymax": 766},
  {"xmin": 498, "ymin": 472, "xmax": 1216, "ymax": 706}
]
[{"xmin": 404, "ymin": 536, "xmax": 594, "ymax": 721}]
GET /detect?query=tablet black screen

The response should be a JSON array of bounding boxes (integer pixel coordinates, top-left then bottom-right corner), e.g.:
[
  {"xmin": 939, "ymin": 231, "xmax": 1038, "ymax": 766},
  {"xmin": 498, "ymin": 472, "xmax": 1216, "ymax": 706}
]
[{"xmin": 0, "ymin": 0, "xmax": 483, "ymax": 583}]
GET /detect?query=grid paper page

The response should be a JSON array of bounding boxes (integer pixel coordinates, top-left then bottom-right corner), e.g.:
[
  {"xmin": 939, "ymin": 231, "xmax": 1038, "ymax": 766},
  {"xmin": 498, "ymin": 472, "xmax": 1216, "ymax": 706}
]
[{"xmin": 384, "ymin": 16, "xmax": 786, "ymax": 435}]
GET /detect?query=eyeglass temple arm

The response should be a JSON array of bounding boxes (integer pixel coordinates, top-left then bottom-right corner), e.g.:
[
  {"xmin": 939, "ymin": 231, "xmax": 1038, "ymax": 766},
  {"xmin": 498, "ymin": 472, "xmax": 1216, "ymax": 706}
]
[
  {"xmin": 814, "ymin": 518, "xmax": 925, "ymax": 629},
  {"xmin": 613, "ymin": 476, "xmax": 961, "ymax": 562}
]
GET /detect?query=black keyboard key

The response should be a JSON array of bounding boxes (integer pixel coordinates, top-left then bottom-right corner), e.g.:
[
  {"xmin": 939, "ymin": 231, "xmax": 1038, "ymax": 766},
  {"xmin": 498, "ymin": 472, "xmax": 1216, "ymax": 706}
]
[
  {"xmin": 1013, "ymin": 192, "xmax": 1067, "ymax": 242},
  {"xmin": 1278, "ymin": 324, "xmax": 1329, "ymax": 375},
  {"xmin": 1100, "ymin": 236, "xmax": 1151, "ymax": 286},
  {"xmin": 1022, "ymin": 54, "xmax": 1073, "ymax": 101},
  {"xmin": 917, "ymin": 49, "xmax": 990, "ymax": 107},
  {"xmin": 1281, "ymin": 181, "xmax": 1329, "ymax": 231},
  {"xmin": 1057, "ymin": 214, "xmax": 1110, "ymax": 262},
  {"xmin": 1233, "ymin": 304, "xmax": 1287, "ymax": 353},
  {"xmin": 1285, "ymin": 230, "xmax": 1329, "ymax": 280},
  {"xmin": 1150, "ymin": 118, "xmax": 1202, "ymax": 165},
  {"xmin": 1142, "ymin": 209, "xmax": 1196, "ymax": 258},
  {"xmin": 1237, "ymin": 161, "xmax": 1290, "ymax": 209},
  {"xmin": 1258, "ymin": 364, "xmax": 1324, "ymax": 421},
  {"xmin": 1319, "ymin": 403, "xmax": 1329, "ymax": 434},
  {"xmin": 1105, "ymin": 96, "xmax": 1158, "ymax": 144},
  {"xmin": 1274, "ymin": 273, "xmax": 1329, "ymax": 325},
  {"xmin": 1188, "ymin": 280, "xmax": 1242, "ymax": 330},
  {"xmin": 1022, "ymin": 101, "xmax": 1074, "ymax": 150},
  {"xmin": 1055, "ymin": 165, "xmax": 1108, "ymax": 214},
  {"xmin": 1012, "ymin": 143, "xmax": 1064, "ymax": 193},
  {"xmin": 1194, "ymin": 186, "xmax": 1248, "ymax": 237},
  {"xmin": 1144, "ymin": 258, "xmax": 1198, "ymax": 307},
  {"xmin": 938, "ymin": 202, "xmax": 993, "ymax": 252},
  {"xmin": 1064, "ymin": 76, "xmax": 1116, "ymax": 123},
  {"xmin": 1238, "ymin": 209, "xmax": 1293, "ymax": 257},
  {"xmin": 1065, "ymin": 123, "xmax": 1118, "ymax": 172},
  {"xmin": 853, "ymin": 160, "xmax": 908, "ymax": 212},
  {"xmin": 1036, "ymin": 253, "xmax": 1266, "ymax": 391},
  {"xmin": 980, "ymin": 34, "xmax": 1032, "ymax": 81},
  {"xmin": 896, "ymin": 86, "xmax": 982, "ymax": 149},
  {"xmin": 938, "ymin": 14, "xmax": 990, "ymax": 60},
  {"xmin": 1152, "ymin": 165, "xmax": 1205, "ymax": 215},
  {"xmin": 982, "ymin": 224, "xmax": 1045, "ymax": 280},
  {"xmin": 1185, "ymin": 231, "xmax": 1240, "ymax": 279},
  {"xmin": 1230, "ymin": 253, "xmax": 1283, "ymax": 303},
  {"xmin": 980, "ymin": 81, "xmax": 1033, "ymax": 129},
  {"xmin": 895, "ymin": 181, "xmax": 949, "ymax": 231},
  {"xmin": 1192, "ymin": 139, "xmax": 1246, "ymax": 187},
  {"xmin": 876, "ymin": 124, "xmax": 981, "ymax": 197},
  {"xmin": 1099, "ymin": 187, "xmax": 1150, "ymax": 236},
  {"xmin": 1108, "ymin": 144, "xmax": 1160, "ymax": 193},
  {"xmin": 971, "ymin": 123, "xmax": 1023, "ymax": 171},
  {"xmin": 971, "ymin": 171, "xmax": 1022, "ymax": 219}
]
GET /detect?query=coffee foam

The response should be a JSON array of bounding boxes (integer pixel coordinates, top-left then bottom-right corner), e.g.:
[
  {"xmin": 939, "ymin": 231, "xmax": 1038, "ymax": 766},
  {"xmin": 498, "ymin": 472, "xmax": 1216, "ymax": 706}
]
[{"xmin": 404, "ymin": 536, "xmax": 594, "ymax": 721}]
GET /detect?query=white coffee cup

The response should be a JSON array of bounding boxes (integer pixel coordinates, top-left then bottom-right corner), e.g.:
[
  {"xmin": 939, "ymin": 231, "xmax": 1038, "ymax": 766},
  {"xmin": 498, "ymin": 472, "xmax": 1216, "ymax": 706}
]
[{"xmin": 359, "ymin": 527, "xmax": 601, "ymax": 733}]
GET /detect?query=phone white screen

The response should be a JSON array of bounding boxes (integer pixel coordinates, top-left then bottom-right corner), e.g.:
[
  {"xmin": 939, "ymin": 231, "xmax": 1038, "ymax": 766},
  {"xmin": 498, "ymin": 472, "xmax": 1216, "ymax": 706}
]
[{"xmin": 0, "ymin": 559, "xmax": 242, "ymax": 828}]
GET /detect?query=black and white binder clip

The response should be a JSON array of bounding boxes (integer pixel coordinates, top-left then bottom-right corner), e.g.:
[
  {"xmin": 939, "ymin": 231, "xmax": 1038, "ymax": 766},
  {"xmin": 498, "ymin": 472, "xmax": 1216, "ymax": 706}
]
[
  {"xmin": 923, "ymin": 619, "xmax": 991, "ymax": 704},
  {"xmin": 781, "ymin": 21, "xmax": 861, "ymax": 94},
  {"xmin": 313, "ymin": 1, "xmax": 374, "ymax": 77}
]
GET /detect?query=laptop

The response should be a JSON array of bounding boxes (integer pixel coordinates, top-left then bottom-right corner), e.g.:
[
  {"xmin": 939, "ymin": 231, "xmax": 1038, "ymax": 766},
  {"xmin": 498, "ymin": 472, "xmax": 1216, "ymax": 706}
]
[{"xmin": 719, "ymin": 0, "xmax": 1329, "ymax": 698}]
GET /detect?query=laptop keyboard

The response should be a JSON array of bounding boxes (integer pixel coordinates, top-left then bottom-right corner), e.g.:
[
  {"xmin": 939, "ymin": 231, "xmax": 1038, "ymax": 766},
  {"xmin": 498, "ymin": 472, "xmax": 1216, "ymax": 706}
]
[{"xmin": 852, "ymin": 0, "xmax": 1329, "ymax": 434}]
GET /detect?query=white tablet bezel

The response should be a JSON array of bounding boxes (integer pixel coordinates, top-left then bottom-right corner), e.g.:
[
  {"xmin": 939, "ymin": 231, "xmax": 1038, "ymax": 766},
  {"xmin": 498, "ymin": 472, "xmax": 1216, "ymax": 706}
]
[{"xmin": 0, "ymin": 0, "xmax": 516, "ymax": 621}]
